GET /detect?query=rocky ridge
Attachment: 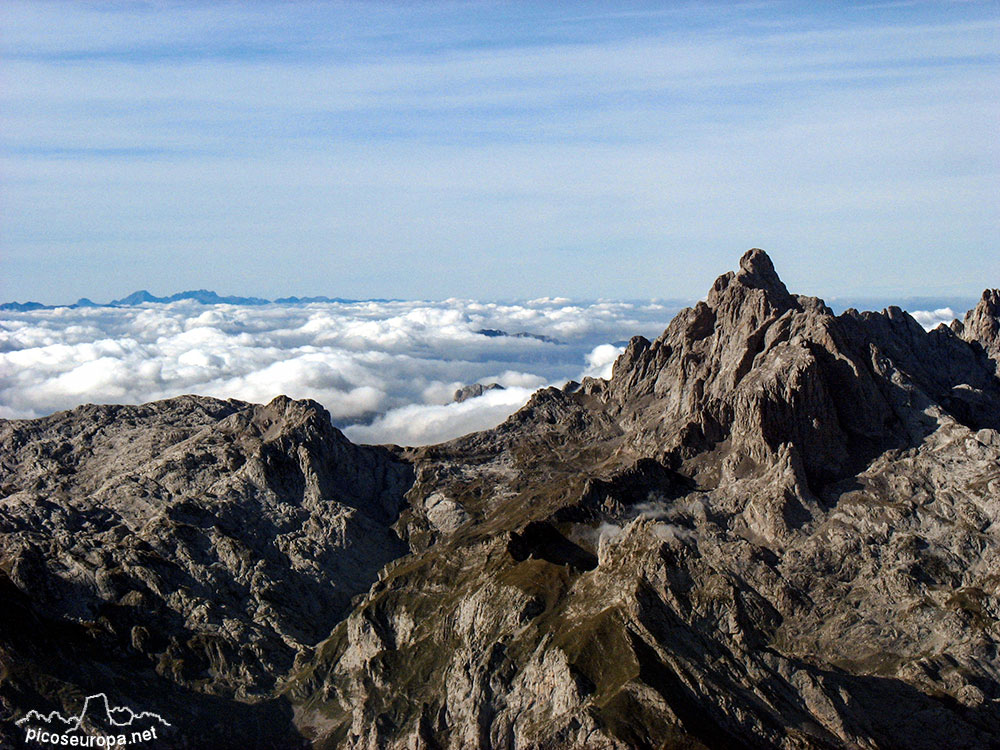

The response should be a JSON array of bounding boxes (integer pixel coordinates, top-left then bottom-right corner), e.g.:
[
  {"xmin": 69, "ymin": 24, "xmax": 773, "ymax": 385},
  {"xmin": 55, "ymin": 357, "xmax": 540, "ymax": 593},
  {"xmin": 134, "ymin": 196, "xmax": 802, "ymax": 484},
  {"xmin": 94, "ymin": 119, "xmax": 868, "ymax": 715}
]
[
  {"xmin": 2, "ymin": 251, "xmax": 1000, "ymax": 749},
  {"xmin": 955, "ymin": 288, "xmax": 1000, "ymax": 360},
  {"xmin": 454, "ymin": 383, "xmax": 506, "ymax": 404}
]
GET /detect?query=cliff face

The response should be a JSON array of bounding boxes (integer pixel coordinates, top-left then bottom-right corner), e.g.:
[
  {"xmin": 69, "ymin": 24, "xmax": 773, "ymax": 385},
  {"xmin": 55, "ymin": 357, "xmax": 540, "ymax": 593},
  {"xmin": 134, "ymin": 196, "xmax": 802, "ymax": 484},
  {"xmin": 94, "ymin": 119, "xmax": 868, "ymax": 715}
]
[
  {"xmin": 955, "ymin": 288, "xmax": 1000, "ymax": 360},
  {"xmin": 605, "ymin": 249, "xmax": 999, "ymax": 491},
  {"xmin": 3, "ymin": 251, "xmax": 1000, "ymax": 749}
]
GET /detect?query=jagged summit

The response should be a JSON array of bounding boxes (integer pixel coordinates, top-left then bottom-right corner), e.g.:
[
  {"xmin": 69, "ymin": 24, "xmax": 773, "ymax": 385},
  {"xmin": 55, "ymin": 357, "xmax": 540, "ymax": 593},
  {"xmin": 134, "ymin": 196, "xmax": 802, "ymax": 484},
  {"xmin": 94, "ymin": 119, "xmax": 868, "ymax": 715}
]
[
  {"xmin": 735, "ymin": 246, "xmax": 794, "ymax": 300},
  {"xmin": 601, "ymin": 251, "xmax": 999, "ymax": 498},
  {"xmin": 956, "ymin": 287, "xmax": 1000, "ymax": 358},
  {"xmin": 704, "ymin": 247, "xmax": 803, "ymax": 313}
]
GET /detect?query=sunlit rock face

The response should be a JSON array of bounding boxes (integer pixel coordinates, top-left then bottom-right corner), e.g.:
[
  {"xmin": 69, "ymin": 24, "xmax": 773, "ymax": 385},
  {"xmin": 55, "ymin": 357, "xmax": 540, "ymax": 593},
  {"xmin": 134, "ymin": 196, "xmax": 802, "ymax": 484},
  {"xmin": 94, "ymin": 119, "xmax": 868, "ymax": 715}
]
[
  {"xmin": 3, "ymin": 251, "xmax": 1000, "ymax": 749},
  {"xmin": 955, "ymin": 288, "xmax": 1000, "ymax": 361}
]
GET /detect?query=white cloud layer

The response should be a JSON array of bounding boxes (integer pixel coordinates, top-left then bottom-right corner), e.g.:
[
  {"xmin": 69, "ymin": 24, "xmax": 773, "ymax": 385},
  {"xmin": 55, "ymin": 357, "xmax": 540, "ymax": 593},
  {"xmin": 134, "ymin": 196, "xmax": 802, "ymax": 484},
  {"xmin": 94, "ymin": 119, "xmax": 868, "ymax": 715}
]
[
  {"xmin": 910, "ymin": 307, "xmax": 957, "ymax": 330},
  {"xmin": 0, "ymin": 299, "xmax": 679, "ymax": 445},
  {"xmin": 343, "ymin": 385, "xmax": 539, "ymax": 447}
]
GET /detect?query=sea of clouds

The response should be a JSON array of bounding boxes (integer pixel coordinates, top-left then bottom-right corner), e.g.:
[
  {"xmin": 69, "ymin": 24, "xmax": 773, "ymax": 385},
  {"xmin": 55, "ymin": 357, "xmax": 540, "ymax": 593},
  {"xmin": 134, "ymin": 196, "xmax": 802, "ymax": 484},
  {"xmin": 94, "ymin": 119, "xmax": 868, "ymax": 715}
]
[
  {"xmin": 0, "ymin": 299, "xmax": 682, "ymax": 445},
  {"xmin": 0, "ymin": 299, "xmax": 963, "ymax": 446}
]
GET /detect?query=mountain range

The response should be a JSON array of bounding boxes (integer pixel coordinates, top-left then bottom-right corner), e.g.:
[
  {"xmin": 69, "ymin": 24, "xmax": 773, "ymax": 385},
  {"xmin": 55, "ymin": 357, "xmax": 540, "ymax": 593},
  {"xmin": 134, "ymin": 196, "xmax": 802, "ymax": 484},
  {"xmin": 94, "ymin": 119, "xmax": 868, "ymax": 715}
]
[
  {"xmin": 0, "ymin": 290, "xmax": 397, "ymax": 311},
  {"xmin": 1, "ymin": 250, "xmax": 999, "ymax": 749}
]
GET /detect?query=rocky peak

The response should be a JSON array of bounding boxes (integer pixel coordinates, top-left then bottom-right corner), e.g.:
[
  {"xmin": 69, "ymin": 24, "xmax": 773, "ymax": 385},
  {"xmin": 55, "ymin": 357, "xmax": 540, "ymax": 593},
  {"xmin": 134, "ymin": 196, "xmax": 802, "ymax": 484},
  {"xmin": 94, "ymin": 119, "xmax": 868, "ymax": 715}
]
[
  {"xmin": 606, "ymin": 251, "xmax": 845, "ymax": 492},
  {"xmin": 0, "ymin": 394, "xmax": 413, "ymax": 746},
  {"xmin": 233, "ymin": 394, "xmax": 343, "ymax": 446},
  {"xmin": 958, "ymin": 288, "xmax": 1000, "ymax": 359},
  {"xmin": 605, "ymin": 249, "xmax": 1000, "ymax": 510},
  {"xmin": 735, "ymin": 247, "xmax": 794, "ymax": 301},
  {"xmin": 610, "ymin": 250, "xmax": 806, "ymax": 395},
  {"xmin": 453, "ymin": 382, "xmax": 505, "ymax": 403},
  {"xmin": 704, "ymin": 247, "xmax": 798, "ymax": 315}
]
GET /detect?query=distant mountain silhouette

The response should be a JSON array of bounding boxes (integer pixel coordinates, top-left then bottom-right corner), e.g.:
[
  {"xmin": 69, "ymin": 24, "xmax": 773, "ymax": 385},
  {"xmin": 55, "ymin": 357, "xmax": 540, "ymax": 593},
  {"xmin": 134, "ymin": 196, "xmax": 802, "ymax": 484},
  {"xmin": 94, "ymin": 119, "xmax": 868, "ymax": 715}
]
[
  {"xmin": 475, "ymin": 328, "xmax": 561, "ymax": 343},
  {"xmin": 0, "ymin": 290, "xmax": 400, "ymax": 310},
  {"xmin": 109, "ymin": 289, "xmax": 270, "ymax": 306},
  {"xmin": 0, "ymin": 301, "xmax": 48, "ymax": 312}
]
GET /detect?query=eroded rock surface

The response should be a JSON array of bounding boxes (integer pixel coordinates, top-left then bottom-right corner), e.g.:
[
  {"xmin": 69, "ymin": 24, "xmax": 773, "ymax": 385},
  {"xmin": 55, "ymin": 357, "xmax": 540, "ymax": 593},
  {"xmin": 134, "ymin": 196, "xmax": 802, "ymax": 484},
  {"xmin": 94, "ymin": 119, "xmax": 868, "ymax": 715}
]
[
  {"xmin": 293, "ymin": 251, "xmax": 1000, "ymax": 750},
  {"xmin": 955, "ymin": 288, "xmax": 1000, "ymax": 361},
  {"xmin": 0, "ymin": 395, "xmax": 412, "ymax": 747}
]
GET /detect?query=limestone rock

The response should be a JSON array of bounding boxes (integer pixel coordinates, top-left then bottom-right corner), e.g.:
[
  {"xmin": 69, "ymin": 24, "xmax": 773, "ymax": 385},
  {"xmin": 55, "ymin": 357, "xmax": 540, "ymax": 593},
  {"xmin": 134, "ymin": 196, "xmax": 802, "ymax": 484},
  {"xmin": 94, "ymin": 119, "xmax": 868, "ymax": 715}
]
[
  {"xmin": 0, "ymin": 395, "xmax": 412, "ymax": 747},
  {"xmin": 957, "ymin": 288, "xmax": 1000, "ymax": 360}
]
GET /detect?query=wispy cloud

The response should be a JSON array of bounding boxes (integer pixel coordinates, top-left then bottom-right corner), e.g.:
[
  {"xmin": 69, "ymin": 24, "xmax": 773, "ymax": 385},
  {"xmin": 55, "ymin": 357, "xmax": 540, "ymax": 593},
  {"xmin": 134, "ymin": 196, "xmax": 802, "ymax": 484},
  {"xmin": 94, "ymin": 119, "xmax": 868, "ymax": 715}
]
[{"xmin": 1, "ymin": 1, "xmax": 997, "ymax": 303}]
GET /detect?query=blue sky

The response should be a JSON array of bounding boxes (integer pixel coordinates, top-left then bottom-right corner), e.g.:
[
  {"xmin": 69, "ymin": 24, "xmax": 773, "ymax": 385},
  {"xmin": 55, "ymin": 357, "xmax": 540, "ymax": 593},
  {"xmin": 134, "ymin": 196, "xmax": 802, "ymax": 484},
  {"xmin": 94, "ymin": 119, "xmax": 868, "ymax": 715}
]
[{"xmin": 1, "ymin": 1, "xmax": 997, "ymax": 304}]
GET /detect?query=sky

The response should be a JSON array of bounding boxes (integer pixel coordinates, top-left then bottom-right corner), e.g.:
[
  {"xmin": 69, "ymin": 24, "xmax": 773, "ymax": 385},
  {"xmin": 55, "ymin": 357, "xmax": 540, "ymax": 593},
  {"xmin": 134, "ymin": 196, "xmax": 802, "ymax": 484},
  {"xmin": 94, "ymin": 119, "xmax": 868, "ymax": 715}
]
[{"xmin": 1, "ymin": 0, "xmax": 998, "ymax": 304}]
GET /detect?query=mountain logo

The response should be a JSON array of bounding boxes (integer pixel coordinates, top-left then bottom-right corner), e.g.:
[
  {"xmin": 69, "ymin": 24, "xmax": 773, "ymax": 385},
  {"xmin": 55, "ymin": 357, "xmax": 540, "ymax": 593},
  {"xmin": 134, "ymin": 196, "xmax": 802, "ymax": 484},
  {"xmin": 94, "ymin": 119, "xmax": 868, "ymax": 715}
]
[{"xmin": 16, "ymin": 693, "xmax": 170, "ymax": 746}]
